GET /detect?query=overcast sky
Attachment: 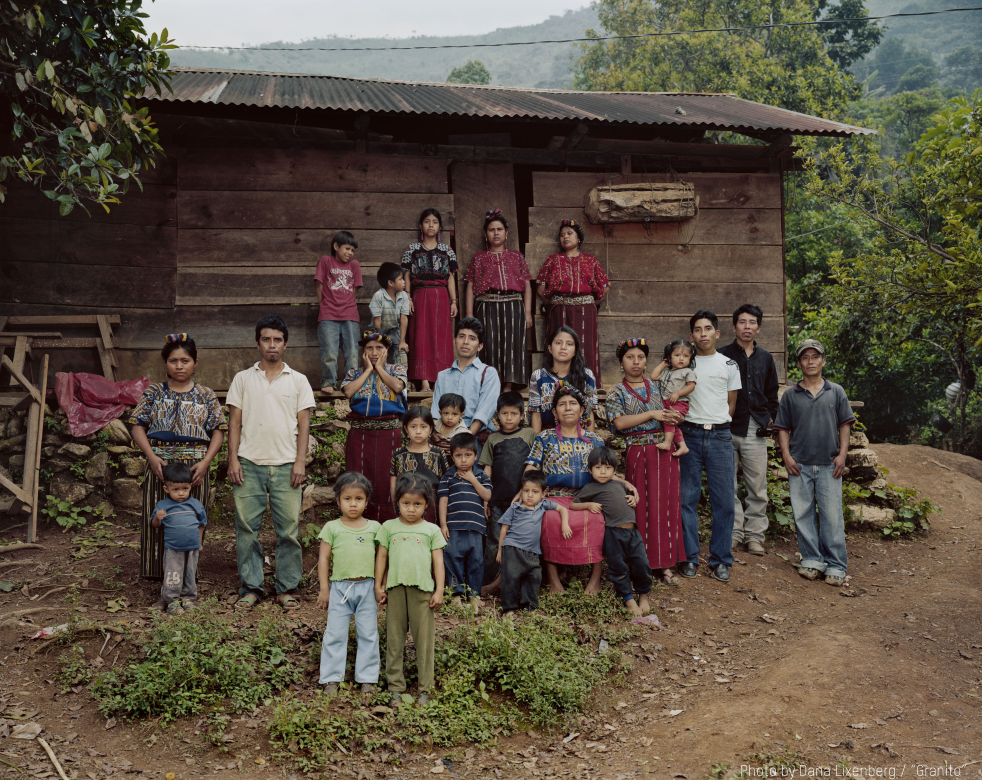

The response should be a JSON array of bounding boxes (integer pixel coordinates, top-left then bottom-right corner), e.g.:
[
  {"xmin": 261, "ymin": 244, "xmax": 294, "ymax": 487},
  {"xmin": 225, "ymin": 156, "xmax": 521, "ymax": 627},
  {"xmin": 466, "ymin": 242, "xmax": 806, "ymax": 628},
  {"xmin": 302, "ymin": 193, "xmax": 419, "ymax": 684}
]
[{"xmin": 143, "ymin": 1, "xmax": 586, "ymax": 48}]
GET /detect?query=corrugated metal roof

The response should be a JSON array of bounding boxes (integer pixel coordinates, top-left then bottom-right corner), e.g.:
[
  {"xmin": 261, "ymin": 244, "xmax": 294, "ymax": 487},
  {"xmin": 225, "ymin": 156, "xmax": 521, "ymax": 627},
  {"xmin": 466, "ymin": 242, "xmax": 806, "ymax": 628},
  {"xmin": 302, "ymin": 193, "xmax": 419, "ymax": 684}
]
[{"xmin": 145, "ymin": 68, "xmax": 873, "ymax": 137}]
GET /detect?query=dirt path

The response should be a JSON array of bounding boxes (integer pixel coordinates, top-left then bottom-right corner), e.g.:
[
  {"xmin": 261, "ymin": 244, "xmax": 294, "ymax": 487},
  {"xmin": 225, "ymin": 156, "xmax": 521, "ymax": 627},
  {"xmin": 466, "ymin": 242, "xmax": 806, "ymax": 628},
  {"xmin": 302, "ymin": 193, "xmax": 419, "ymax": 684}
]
[{"xmin": 1, "ymin": 443, "xmax": 980, "ymax": 779}]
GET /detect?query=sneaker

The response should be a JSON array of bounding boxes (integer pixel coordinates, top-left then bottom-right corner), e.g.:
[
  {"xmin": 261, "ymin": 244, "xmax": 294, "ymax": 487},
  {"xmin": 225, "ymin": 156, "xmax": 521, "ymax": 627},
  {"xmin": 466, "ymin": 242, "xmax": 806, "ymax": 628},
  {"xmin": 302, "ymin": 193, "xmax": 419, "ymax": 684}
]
[
  {"xmin": 798, "ymin": 567, "xmax": 821, "ymax": 581},
  {"xmin": 360, "ymin": 683, "xmax": 376, "ymax": 694},
  {"xmin": 731, "ymin": 538, "xmax": 744, "ymax": 554},
  {"xmin": 323, "ymin": 682, "xmax": 339, "ymax": 695},
  {"xmin": 824, "ymin": 573, "xmax": 846, "ymax": 587},
  {"xmin": 180, "ymin": 599, "xmax": 197, "ymax": 611},
  {"xmin": 388, "ymin": 693, "xmax": 402, "ymax": 708},
  {"xmin": 746, "ymin": 541, "xmax": 766, "ymax": 557},
  {"xmin": 165, "ymin": 601, "xmax": 185, "ymax": 615},
  {"xmin": 416, "ymin": 692, "xmax": 430, "ymax": 706}
]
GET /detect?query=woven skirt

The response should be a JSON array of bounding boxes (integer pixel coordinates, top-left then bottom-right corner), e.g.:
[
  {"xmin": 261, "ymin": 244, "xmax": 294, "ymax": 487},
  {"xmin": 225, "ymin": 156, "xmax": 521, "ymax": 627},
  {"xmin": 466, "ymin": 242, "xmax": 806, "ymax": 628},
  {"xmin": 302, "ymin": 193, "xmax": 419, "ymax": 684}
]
[
  {"xmin": 408, "ymin": 285, "xmax": 453, "ymax": 383},
  {"xmin": 540, "ymin": 494, "xmax": 605, "ymax": 566},
  {"xmin": 625, "ymin": 443, "xmax": 684, "ymax": 569},
  {"xmin": 474, "ymin": 297, "xmax": 529, "ymax": 386},
  {"xmin": 546, "ymin": 300, "xmax": 602, "ymax": 386},
  {"xmin": 345, "ymin": 419, "xmax": 401, "ymax": 522},
  {"xmin": 139, "ymin": 460, "xmax": 210, "ymax": 580}
]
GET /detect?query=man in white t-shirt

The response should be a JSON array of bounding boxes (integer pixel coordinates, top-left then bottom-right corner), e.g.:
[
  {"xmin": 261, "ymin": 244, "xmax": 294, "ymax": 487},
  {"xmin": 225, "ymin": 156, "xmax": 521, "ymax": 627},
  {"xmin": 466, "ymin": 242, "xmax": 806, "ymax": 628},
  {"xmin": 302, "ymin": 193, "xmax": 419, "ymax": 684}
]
[
  {"xmin": 227, "ymin": 315, "xmax": 316, "ymax": 610},
  {"xmin": 678, "ymin": 310, "xmax": 742, "ymax": 583}
]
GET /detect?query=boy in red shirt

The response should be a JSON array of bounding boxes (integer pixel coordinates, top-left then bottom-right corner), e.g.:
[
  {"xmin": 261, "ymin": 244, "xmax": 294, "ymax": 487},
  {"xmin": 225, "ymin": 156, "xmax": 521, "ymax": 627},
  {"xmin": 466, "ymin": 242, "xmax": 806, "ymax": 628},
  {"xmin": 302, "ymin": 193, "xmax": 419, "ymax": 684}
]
[{"xmin": 316, "ymin": 231, "xmax": 364, "ymax": 391}]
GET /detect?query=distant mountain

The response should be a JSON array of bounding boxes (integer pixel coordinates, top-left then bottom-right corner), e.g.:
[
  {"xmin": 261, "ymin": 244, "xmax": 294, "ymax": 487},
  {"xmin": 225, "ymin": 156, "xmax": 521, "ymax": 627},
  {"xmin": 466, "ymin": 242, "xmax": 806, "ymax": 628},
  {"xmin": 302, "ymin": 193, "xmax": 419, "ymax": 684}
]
[{"xmin": 167, "ymin": 6, "xmax": 600, "ymax": 89}]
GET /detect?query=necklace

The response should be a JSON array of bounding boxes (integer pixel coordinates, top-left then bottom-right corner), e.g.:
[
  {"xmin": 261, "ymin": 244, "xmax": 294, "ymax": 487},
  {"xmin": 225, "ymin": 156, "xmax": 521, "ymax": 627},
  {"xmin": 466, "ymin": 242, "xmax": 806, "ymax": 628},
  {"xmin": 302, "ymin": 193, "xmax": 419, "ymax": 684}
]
[{"xmin": 621, "ymin": 377, "xmax": 653, "ymax": 404}]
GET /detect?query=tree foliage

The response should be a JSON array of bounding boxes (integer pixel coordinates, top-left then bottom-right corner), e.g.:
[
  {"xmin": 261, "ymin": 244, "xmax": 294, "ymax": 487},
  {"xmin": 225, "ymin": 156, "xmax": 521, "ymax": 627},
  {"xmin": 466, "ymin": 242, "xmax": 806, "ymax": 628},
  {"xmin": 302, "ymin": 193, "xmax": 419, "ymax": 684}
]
[
  {"xmin": 446, "ymin": 60, "xmax": 491, "ymax": 85},
  {"xmin": 0, "ymin": 0, "xmax": 175, "ymax": 214},
  {"xmin": 573, "ymin": 0, "xmax": 880, "ymax": 119}
]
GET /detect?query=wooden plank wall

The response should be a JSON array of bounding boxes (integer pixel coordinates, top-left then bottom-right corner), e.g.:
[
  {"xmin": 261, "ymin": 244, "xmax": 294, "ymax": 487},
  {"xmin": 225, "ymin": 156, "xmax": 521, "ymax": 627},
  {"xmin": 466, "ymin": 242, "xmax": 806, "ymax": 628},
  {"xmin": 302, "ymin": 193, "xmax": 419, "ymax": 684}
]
[
  {"xmin": 0, "ymin": 151, "xmax": 455, "ymax": 388},
  {"xmin": 526, "ymin": 172, "xmax": 787, "ymax": 383}
]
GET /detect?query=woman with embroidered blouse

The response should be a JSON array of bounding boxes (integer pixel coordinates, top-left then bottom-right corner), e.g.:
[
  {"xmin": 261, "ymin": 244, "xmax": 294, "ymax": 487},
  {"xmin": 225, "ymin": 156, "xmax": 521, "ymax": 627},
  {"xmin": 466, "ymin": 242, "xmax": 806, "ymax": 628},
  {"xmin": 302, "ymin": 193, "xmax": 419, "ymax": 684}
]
[
  {"xmin": 536, "ymin": 219, "xmax": 610, "ymax": 386},
  {"xmin": 525, "ymin": 382, "xmax": 638, "ymax": 595},
  {"xmin": 606, "ymin": 338, "xmax": 686, "ymax": 586},
  {"xmin": 464, "ymin": 210, "xmax": 533, "ymax": 391},
  {"xmin": 402, "ymin": 208, "xmax": 458, "ymax": 391},
  {"xmin": 342, "ymin": 330, "xmax": 408, "ymax": 521},
  {"xmin": 129, "ymin": 334, "xmax": 226, "ymax": 582},
  {"xmin": 528, "ymin": 325, "xmax": 599, "ymax": 433}
]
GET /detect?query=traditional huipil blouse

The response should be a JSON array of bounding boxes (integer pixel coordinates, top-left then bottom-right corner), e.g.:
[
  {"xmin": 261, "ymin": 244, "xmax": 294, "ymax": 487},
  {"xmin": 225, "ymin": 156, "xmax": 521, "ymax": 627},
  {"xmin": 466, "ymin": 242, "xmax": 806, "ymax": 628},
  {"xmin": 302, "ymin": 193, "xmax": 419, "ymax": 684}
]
[
  {"xmin": 525, "ymin": 428, "xmax": 604, "ymax": 493},
  {"xmin": 401, "ymin": 243, "xmax": 458, "ymax": 283},
  {"xmin": 527, "ymin": 368, "xmax": 599, "ymax": 428},
  {"xmin": 537, "ymin": 253, "xmax": 610, "ymax": 300},
  {"xmin": 605, "ymin": 379, "xmax": 666, "ymax": 445},
  {"xmin": 128, "ymin": 382, "xmax": 226, "ymax": 460},
  {"xmin": 464, "ymin": 250, "xmax": 531, "ymax": 296},
  {"xmin": 341, "ymin": 363, "xmax": 408, "ymax": 425}
]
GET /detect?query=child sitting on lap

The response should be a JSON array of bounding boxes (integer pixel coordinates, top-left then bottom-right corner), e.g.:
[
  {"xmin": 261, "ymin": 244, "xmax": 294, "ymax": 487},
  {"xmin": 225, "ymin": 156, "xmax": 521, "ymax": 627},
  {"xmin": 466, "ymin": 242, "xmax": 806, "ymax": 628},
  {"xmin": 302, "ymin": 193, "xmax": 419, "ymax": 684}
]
[
  {"xmin": 496, "ymin": 470, "xmax": 569, "ymax": 614},
  {"xmin": 432, "ymin": 393, "xmax": 469, "ymax": 451},
  {"xmin": 570, "ymin": 446, "xmax": 652, "ymax": 617},
  {"xmin": 151, "ymin": 462, "xmax": 208, "ymax": 615}
]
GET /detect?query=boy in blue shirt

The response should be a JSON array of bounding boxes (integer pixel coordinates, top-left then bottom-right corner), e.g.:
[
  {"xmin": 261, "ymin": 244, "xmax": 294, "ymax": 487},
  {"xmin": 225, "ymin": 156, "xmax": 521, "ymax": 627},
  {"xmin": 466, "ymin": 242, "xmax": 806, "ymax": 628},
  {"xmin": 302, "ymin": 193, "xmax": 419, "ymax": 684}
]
[
  {"xmin": 437, "ymin": 432, "xmax": 492, "ymax": 612},
  {"xmin": 151, "ymin": 462, "xmax": 208, "ymax": 615}
]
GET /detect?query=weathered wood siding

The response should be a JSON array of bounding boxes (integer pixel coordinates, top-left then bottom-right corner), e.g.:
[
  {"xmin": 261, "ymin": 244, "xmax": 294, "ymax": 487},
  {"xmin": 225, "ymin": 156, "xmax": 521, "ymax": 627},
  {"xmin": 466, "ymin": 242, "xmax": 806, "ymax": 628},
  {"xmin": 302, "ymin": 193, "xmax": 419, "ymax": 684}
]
[{"xmin": 527, "ymin": 172, "xmax": 787, "ymax": 383}]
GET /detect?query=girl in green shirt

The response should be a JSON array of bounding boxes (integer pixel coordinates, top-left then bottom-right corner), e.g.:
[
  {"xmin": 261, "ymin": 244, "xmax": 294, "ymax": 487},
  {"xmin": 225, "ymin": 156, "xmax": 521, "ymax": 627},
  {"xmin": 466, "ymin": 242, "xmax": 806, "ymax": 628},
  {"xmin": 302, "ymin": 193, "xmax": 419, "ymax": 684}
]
[{"xmin": 375, "ymin": 473, "xmax": 447, "ymax": 706}]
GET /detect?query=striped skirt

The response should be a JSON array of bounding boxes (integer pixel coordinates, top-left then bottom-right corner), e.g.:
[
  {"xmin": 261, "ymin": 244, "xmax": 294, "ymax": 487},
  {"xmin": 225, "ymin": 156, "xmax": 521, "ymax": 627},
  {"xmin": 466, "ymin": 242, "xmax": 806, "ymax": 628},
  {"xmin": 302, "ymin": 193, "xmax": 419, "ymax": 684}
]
[
  {"xmin": 139, "ymin": 460, "xmax": 210, "ymax": 580},
  {"xmin": 625, "ymin": 443, "xmax": 684, "ymax": 569},
  {"xmin": 345, "ymin": 417, "xmax": 401, "ymax": 522},
  {"xmin": 474, "ymin": 296, "xmax": 529, "ymax": 386},
  {"xmin": 408, "ymin": 284, "xmax": 453, "ymax": 383},
  {"xmin": 546, "ymin": 298, "xmax": 602, "ymax": 386},
  {"xmin": 540, "ymin": 495, "xmax": 606, "ymax": 566}
]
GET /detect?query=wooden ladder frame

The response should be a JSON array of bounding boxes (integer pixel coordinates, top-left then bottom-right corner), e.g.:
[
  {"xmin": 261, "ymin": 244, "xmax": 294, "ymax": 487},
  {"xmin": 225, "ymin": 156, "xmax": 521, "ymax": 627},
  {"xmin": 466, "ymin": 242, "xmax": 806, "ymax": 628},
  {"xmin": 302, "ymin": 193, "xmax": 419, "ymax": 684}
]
[{"xmin": 0, "ymin": 315, "xmax": 120, "ymax": 384}]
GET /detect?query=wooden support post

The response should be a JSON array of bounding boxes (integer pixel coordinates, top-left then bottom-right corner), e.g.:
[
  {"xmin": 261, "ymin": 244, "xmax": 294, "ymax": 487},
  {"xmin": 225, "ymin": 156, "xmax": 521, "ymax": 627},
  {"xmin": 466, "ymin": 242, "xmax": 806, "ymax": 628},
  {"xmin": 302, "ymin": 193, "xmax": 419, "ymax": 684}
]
[
  {"xmin": 0, "ymin": 356, "xmax": 41, "ymax": 405},
  {"xmin": 28, "ymin": 355, "xmax": 50, "ymax": 543},
  {"xmin": 621, "ymin": 154, "xmax": 632, "ymax": 175},
  {"xmin": 6, "ymin": 336, "xmax": 29, "ymax": 387}
]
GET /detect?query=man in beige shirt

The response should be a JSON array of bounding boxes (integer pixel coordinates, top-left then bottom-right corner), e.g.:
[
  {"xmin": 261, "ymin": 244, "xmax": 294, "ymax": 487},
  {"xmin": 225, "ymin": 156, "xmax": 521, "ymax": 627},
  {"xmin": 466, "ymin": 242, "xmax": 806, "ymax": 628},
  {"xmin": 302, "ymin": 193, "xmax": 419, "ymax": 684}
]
[{"xmin": 227, "ymin": 315, "xmax": 315, "ymax": 610}]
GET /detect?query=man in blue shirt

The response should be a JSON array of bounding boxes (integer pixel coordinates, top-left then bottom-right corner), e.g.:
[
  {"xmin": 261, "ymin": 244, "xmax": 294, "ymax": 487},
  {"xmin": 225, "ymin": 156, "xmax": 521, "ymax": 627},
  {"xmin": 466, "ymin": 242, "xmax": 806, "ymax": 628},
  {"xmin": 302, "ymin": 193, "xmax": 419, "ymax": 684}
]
[{"xmin": 432, "ymin": 318, "xmax": 501, "ymax": 442}]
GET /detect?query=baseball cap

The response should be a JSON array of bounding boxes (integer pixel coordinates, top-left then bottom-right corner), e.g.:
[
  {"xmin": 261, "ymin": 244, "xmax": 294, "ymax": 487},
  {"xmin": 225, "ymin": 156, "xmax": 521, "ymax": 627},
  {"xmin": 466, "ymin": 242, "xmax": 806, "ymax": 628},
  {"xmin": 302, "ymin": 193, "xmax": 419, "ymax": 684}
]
[{"xmin": 795, "ymin": 339, "xmax": 825, "ymax": 358}]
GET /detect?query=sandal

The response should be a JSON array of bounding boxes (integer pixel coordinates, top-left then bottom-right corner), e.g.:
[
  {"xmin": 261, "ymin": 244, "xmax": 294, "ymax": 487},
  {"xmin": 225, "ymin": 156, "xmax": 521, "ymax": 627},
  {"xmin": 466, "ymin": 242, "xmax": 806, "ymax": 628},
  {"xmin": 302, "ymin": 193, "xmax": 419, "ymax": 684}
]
[
  {"xmin": 276, "ymin": 593, "xmax": 301, "ymax": 610},
  {"xmin": 824, "ymin": 574, "xmax": 846, "ymax": 587},
  {"xmin": 660, "ymin": 571, "xmax": 682, "ymax": 587},
  {"xmin": 234, "ymin": 593, "xmax": 259, "ymax": 610}
]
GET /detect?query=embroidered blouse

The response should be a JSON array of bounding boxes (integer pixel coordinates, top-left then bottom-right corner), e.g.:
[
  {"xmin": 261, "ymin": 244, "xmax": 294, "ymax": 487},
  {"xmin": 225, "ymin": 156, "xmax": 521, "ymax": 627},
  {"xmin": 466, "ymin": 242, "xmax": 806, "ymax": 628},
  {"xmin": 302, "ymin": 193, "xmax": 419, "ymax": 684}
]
[
  {"xmin": 525, "ymin": 429, "xmax": 604, "ymax": 490},
  {"xmin": 527, "ymin": 368, "xmax": 598, "ymax": 429},
  {"xmin": 390, "ymin": 446, "xmax": 450, "ymax": 492},
  {"xmin": 341, "ymin": 364, "xmax": 408, "ymax": 417},
  {"xmin": 464, "ymin": 250, "xmax": 531, "ymax": 296},
  {"xmin": 128, "ymin": 382, "xmax": 226, "ymax": 459},
  {"xmin": 537, "ymin": 253, "xmax": 610, "ymax": 299},
  {"xmin": 605, "ymin": 379, "xmax": 666, "ymax": 446},
  {"xmin": 401, "ymin": 243, "xmax": 458, "ymax": 284}
]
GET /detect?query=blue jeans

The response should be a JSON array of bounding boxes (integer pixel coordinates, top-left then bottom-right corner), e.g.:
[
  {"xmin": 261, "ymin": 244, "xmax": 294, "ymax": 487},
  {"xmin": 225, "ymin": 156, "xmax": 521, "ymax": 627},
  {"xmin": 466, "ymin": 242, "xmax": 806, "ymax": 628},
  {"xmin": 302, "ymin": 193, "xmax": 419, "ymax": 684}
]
[
  {"xmin": 232, "ymin": 458, "xmax": 303, "ymax": 597},
  {"xmin": 445, "ymin": 529, "xmax": 484, "ymax": 598},
  {"xmin": 679, "ymin": 426, "xmax": 735, "ymax": 568},
  {"xmin": 318, "ymin": 319, "xmax": 360, "ymax": 388},
  {"xmin": 789, "ymin": 465, "xmax": 848, "ymax": 577},
  {"xmin": 319, "ymin": 578, "xmax": 380, "ymax": 684}
]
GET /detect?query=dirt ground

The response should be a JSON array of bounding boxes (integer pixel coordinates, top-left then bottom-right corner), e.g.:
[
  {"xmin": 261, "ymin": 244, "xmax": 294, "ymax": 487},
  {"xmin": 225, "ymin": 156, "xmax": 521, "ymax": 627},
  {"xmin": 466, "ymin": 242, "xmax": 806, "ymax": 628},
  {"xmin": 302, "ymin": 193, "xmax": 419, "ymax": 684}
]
[{"xmin": 1, "ymin": 442, "xmax": 980, "ymax": 780}]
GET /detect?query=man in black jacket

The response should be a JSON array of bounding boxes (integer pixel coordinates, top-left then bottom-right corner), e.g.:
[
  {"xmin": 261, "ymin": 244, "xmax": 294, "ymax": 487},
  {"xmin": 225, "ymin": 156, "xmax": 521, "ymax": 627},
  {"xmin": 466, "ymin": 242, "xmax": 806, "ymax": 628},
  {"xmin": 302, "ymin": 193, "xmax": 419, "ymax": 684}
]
[{"xmin": 719, "ymin": 305, "xmax": 779, "ymax": 557}]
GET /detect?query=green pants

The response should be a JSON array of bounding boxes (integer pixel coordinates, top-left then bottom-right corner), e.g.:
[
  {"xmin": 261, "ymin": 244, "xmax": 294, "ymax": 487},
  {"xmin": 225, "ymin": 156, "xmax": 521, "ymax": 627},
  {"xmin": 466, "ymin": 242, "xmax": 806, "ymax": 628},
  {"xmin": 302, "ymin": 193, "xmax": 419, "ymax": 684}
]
[{"xmin": 385, "ymin": 585, "xmax": 435, "ymax": 692}]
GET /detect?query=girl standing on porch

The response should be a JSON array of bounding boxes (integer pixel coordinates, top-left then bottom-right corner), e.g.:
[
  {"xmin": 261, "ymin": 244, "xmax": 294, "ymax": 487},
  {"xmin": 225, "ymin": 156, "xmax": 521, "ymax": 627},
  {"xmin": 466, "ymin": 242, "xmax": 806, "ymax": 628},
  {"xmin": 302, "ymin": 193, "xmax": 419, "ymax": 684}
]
[
  {"xmin": 464, "ymin": 210, "xmax": 533, "ymax": 391},
  {"xmin": 402, "ymin": 208, "xmax": 458, "ymax": 391},
  {"xmin": 536, "ymin": 219, "xmax": 609, "ymax": 386}
]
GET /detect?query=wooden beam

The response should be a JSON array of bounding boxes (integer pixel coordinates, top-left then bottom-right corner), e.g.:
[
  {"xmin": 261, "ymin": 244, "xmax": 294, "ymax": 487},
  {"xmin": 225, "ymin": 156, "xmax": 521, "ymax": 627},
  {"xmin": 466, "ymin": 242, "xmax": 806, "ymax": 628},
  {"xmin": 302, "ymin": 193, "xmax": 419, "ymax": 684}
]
[
  {"xmin": 0, "ymin": 262, "xmax": 175, "ymax": 309},
  {"xmin": 5, "ymin": 337, "xmax": 30, "ymax": 389},
  {"xmin": 7, "ymin": 315, "xmax": 121, "ymax": 326},
  {"xmin": 27, "ymin": 354, "xmax": 48, "ymax": 542},
  {"xmin": 1, "ymin": 355, "xmax": 42, "ymax": 404},
  {"xmin": 0, "ymin": 472, "xmax": 31, "ymax": 506},
  {"xmin": 0, "ymin": 218, "xmax": 177, "ymax": 268}
]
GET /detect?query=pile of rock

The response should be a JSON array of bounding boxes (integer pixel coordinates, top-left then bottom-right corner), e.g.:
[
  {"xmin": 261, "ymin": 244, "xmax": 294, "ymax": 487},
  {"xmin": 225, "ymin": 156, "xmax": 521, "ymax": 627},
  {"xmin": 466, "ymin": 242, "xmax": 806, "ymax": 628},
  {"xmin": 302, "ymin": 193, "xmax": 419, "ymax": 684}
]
[{"xmin": 843, "ymin": 428, "xmax": 900, "ymax": 530}]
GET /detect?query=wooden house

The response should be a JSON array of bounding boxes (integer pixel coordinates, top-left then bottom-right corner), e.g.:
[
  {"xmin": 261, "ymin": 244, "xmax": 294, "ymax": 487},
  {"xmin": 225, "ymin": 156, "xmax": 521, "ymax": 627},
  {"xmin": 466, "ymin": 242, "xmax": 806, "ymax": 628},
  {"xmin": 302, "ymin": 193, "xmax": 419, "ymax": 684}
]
[{"xmin": 0, "ymin": 69, "xmax": 872, "ymax": 390}]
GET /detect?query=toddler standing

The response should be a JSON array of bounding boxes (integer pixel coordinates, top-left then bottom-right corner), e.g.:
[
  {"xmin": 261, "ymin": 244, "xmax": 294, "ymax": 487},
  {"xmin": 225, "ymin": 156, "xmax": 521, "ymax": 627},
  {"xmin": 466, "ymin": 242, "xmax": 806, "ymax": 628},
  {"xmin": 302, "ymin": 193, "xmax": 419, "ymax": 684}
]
[
  {"xmin": 316, "ymin": 230, "xmax": 363, "ymax": 392},
  {"xmin": 496, "ymin": 470, "xmax": 569, "ymax": 614},
  {"xmin": 316, "ymin": 472, "xmax": 382, "ymax": 694},
  {"xmin": 375, "ymin": 473, "xmax": 447, "ymax": 707},
  {"xmin": 650, "ymin": 339, "xmax": 697, "ymax": 457},
  {"xmin": 151, "ymin": 462, "xmax": 207, "ymax": 615},
  {"xmin": 370, "ymin": 263, "xmax": 411, "ymax": 369}
]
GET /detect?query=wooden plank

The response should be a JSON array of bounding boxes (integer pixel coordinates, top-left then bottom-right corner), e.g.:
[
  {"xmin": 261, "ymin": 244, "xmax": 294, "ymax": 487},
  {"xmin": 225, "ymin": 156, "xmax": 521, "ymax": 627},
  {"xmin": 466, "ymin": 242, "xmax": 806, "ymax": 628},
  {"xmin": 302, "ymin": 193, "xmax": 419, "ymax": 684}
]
[
  {"xmin": 604, "ymin": 282, "xmax": 785, "ymax": 317},
  {"xmin": 524, "ymin": 242, "xmax": 784, "ymax": 281},
  {"xmin": 0, "ymin": 471, "xmax": 32, "ymax": 506},
  {"xmin": 1, "ymin": 355, "xmax": 41, "ymax": 404},
  {"xmin": 0, "ymin": 332, "xmax": 63, "ymax": 339},
  {"xmin": 175, "ymin": 266, "xmax": 386, "ymax": 306},
  {"xmin": 27, "ymin": 354, "xmax": 49, "ymax": 542},
  {"xmin": 180, "ymin": 149, "xmax": 450, "ymax": 193},
  {"xmin": 532, "ymin": 172, "xmax": 781, "ymax": 210},
  {"xmin": 179, "ymin": 191, "xmax": 455, "ymax": 230},
  {"xmin": 136, "ymin": 153, "xmax": 179, "ymax": 186},
  {"xmin": 0, "ymin": 262, "xmax": 176, "ymax": 309},
  {"xmin": 450, "ymin": 162, "xmax": 518, "ymax": 277},
  {"xmin": 178, "ymin": 228, "xmax": 416, "ymax": 267},
  {"xmin": 529, "ymin": 207, "xmax": 782, "ymax": 247},
  {"xmin": 96, "ymin": 315, "xmax": 118, "ymax": 371},
  {"xmin": 6, "ymin": 337, "xmax": 30, "ymax": 389},
  {"xmin": 0, "ymin": 183, "xmax": 178, "ymax": 226},
  {"xmin": 0, "ymin": 218, "xmax": 177, "ymax": 267},
  {"xmin": 7, "ymin": 315, "xmax": 121, "ymax": 326}
]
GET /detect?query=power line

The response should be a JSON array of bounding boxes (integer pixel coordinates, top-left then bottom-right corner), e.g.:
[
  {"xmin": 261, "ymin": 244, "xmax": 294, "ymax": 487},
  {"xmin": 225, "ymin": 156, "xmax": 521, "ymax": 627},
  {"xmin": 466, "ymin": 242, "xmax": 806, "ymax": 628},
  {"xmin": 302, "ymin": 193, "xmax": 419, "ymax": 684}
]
[{"xmin": 178, "ymin": 6, "xmax": 982, "ymax": 52}]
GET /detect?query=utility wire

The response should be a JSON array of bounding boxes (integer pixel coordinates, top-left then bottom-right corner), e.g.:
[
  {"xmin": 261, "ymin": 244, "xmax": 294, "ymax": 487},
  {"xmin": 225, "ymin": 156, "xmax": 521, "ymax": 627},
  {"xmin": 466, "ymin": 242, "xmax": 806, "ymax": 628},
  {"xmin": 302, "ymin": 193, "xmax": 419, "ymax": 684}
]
[{"xmin": 178, "ymin": 5, "xmax": 982, "ymax": 51}]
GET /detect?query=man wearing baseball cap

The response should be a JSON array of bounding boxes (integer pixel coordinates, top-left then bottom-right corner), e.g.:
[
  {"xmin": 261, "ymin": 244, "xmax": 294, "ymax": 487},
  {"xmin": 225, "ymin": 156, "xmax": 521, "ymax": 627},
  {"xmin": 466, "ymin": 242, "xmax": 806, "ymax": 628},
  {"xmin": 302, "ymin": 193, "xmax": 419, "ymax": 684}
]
[{"xmin": 773, "ymin": 340, "xmax": 855, "ymax": 587}]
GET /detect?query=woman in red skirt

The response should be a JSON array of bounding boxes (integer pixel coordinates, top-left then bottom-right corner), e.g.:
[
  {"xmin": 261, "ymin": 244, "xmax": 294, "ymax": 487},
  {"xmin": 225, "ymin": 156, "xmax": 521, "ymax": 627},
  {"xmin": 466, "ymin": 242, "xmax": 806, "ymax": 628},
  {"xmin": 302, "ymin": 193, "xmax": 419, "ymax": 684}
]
[
  {"xmin": 536, "ymin": 219, "xmax": 609, "ymax": 386},
  {"xmin": 605, "ymin": 339, "xmax": 687, "ymax": 585},
  {"xmin": 403, "ymin": 208, "xmax": 457, "ymax": 391}
]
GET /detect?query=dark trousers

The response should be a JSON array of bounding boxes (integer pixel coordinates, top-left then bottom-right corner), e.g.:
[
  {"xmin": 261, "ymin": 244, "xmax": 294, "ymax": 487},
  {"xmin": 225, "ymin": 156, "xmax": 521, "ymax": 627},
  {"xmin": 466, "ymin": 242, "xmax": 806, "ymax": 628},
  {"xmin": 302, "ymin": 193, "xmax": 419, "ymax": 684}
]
[
  {"xmin": 500, "ymin": 545, "xmax": 542, "ymax": 612},
  {"xmin": 603, "ymin": 526, "xmax": 653, "ymax": 603},
  {"xmin": 445, "ymin": 529, "xmax": 484, "ymax": 599}
]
